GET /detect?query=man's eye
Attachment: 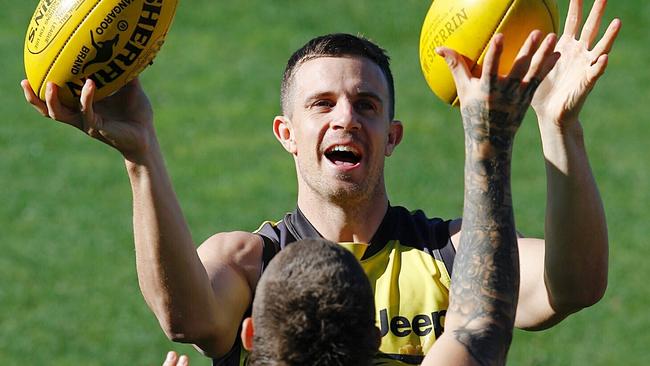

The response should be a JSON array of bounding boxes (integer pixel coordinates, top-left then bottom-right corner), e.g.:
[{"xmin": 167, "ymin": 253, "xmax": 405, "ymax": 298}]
[
  {"xmin": 356, "ymin": 100, "xmax": 376, "ymax": 111},
  {"xmin": 313, "ymin": 100, "xmax": 333, "ymax": 108}
]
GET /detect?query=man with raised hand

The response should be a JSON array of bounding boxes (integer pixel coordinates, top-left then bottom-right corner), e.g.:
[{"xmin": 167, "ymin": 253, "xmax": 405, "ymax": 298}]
[
  {"xmin": 21, "ymin": 0, "xmax": 620, "ymax": 364},
  {"xmin": 158, "ymin": 31, "xmax": 554, "ymax": 366},
  {"xmin": 423, "ymin": 29, "xmax": 558, "ymax": 366}
]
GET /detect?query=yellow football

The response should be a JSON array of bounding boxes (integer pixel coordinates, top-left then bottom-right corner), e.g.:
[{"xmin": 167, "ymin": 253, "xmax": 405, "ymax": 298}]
[
  {"xmin": 419, "ymin": 0, "xmax": 559, "ymax": 105},
  {"xmin": 24, "ymin": 0, "xmax": 178, "ymax": 107}
]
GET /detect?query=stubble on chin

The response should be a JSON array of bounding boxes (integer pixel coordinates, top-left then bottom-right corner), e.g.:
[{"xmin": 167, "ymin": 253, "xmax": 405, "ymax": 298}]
[
  {"xmin": 298, "ymin": 156, "xmax": 385, "ymax": 208},
  {"xmin": 325, "ymin": 171, "xmax": 385, "ymax": 207}
]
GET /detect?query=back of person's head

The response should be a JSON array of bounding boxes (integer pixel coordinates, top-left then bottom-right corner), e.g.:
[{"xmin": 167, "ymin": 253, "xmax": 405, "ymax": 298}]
[
  {"xmin": 281, "ymin": 33, "xmax": 395, "ymax": 120},
  {"xmin": 247, "ymin": 238, "xmax": 378, "ymax": 366}
]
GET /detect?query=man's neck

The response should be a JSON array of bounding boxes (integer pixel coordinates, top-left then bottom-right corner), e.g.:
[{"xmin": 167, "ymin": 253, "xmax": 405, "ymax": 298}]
[{"xmin": 297, "ymin": 193, "xmax": 389, "ymax": 244}]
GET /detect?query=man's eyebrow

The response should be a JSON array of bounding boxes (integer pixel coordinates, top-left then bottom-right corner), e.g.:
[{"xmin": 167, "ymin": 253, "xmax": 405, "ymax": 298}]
[
  {"xmin": 303, "ymin": 91, "xmax": 335, "ymax": 103},
  {"xmin": 302, "ymin": 90, "xmax": 385, "ymax": 105}
]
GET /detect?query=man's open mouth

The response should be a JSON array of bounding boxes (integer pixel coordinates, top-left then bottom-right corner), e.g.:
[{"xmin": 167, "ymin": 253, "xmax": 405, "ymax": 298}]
[{"xmin": 324, "ymin": 145, "xmax": 362, "ymax": 166}]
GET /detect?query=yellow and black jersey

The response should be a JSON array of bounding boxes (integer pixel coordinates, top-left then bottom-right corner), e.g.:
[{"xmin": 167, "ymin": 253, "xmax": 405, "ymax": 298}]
[{"xmin": 212, "ymin": 205, "xmax": 455, "ymax": 366}]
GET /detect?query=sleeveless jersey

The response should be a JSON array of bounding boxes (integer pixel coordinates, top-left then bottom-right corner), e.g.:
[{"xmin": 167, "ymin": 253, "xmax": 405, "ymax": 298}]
[{"xmin": 213, "ymin": 205, "xmax": 455, "ymax": 366}]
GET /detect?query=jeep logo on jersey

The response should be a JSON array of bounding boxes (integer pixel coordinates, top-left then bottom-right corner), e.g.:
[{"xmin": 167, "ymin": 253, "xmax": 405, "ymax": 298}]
[
  {"xmin": 65, "ymin": 0, "xmax": 163, "ymax": 98},
  {"xmin": 378, "ymin": 308, "xmax": 446, "ymax": 339}
]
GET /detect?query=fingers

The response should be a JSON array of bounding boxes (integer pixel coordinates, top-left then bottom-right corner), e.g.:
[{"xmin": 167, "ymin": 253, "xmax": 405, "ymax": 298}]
[
  {"xmin": 21, "ymin": 79, "xmax": 49, "ymax": 117},
  {"xmin": 580, "ymin": 0, "xmax": 607, "ymax": 47},
  {"xmin": 591, "ymin": 18, "xmax": 622, "ymax": 58},
  {"xmin": 508, "ymin": 30, "xmax": 543, "ymax": 80},
  {"xmin": 80, "ymin": 79, "xmax": 101, "ymax": 136},
  {"xmin": 588, "ymin": 53, "xmax": 609, "ymax": 82},
  {"xmin": 564, "ymin": 0, "xmax": 584, "ymax": 38},
  {"xmin": 178, "ymin": 355, "xmax": 189, "ymax": 366},
  {"xmin": 163, "ymin": 351, "xmax": 178, "ymax": 366},
  {"xmin": 481, "ymin": 33, "xmax": 504, "ymax": 82},
  {"xmin": 524, "ymin": 33, "xmax": 560, "ymax": 84},
  {"xmin": 162, "ymin": 351, "xmax": 189, "ymax": 366},
  {"xmin": 21, "ymin": 79, "xmax": 81, "ymax": 127},
  {"xmin": 436, "ymin": 46, "xmax": 472, "ymax": 92},
  {"xmin": 44, "ymin": 82, "xmax": 84, "ymax": 129}
]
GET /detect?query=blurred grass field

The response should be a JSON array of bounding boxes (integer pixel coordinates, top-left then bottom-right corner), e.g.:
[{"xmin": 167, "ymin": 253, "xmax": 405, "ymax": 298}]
[{"xmin": 1, "ymin": 1, "xmax": 648, "ymax": 365}]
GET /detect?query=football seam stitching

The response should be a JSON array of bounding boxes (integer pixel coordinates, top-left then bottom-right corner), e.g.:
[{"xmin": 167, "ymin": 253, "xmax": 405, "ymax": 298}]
[
  {"xmin": 39, "ymin": 0, "xmax": 103, "ymax": 100},
  {"xmin": 541, "ymin": 0, "xmax": 559, "ymax": 33}
]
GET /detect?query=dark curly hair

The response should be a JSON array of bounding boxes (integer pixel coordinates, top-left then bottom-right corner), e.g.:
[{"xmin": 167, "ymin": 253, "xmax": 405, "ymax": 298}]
[
  {"xmin": 248, "ymin": 238, "xmax": 378, "ymax": 366},
  {"xmin": 280, "ymin": 33, "xmax": 395, "ymax": 120}
]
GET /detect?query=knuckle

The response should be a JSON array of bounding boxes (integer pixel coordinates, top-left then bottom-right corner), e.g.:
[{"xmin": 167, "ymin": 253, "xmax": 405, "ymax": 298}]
[{"xmin": 445, "ymin": 56, "xmax": 458, "ymax": 68}]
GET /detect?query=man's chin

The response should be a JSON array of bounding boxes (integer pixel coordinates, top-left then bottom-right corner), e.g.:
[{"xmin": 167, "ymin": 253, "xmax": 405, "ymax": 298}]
[{"xmin": 325, "ymin": 179, "xmax": 371, "ymax": 204}]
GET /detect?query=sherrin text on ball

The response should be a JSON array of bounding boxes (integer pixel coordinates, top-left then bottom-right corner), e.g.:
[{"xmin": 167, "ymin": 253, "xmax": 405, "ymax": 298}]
[{"xmin": 419, "ymin": 0, "xmax": 559, "ymax": 105}]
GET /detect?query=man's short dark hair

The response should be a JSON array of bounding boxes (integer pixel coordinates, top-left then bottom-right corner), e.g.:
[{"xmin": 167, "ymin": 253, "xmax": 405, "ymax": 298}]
[
  {"xmin": 281, "ymin": 33, "xmax": 395, "ymax": 120},
  {"xmin": 248, "ymin": 238, "xmax": 378, "ymax": 366}
]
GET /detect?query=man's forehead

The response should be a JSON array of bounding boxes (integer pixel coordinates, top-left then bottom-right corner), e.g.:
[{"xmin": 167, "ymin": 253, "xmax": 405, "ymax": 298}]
[{"xmin": 291, "ymin": 56, "xmax": 390, "ymax": 96}]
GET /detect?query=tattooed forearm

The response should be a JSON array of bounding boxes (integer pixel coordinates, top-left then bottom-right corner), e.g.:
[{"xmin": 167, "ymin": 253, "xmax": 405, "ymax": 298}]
[{"xmin": 451, "ymin": 99, "xmax": 521, "ymax": 366}]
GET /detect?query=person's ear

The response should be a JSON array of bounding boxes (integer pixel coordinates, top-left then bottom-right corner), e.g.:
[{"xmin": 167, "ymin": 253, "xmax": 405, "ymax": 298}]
[
  {"xmin": 273, "ymin": 115, "xmax": 297, "ymax": 154},
  {"xmin": 241, "ymin": 317, "xmax": 255, "ymax": 351},
  {"xmin": 385, "ymin": 120, "xmax": 403, "ymax": 156}
]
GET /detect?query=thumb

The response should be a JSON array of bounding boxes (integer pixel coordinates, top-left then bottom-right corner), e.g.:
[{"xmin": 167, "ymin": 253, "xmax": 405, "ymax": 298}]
[
  {"xmin": 435, "ymin": 46, "xmax": 471, "ymax": 93},
  {"xmin": 79, "ymin": 79, "xmax": 102, "ymax": 136}
]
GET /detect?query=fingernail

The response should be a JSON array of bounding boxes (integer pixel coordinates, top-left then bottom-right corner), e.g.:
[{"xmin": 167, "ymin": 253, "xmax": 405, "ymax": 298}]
[
  {"xmin": 179, "ymin": 355, "xmax": 189, "ymax": 366},
  {"xmin": 166, "ymin": 351, "xmax": 175, "ymax": 361},
  {"xmin": 435, "ymin": 48, "xmax": 450, "ymax": 63}
]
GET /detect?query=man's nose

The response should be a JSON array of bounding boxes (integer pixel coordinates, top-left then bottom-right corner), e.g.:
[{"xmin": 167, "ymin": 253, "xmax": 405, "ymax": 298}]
[{"xmin": 330, "ymin": 100, "xmax": 361, "ymax": 131}]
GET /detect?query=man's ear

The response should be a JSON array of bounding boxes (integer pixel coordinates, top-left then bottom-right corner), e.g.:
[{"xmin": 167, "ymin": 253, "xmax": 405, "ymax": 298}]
[
  {"xmin": 241, "ymin": 317, "xmax": 255, "ymax": 351},
  {"xmin": 273, "ymin": 115, "xmax": 297, "ymax": 154},
  {"xmin": 385, "ymin": 120, "xmax": 403, "ymax": 156}
]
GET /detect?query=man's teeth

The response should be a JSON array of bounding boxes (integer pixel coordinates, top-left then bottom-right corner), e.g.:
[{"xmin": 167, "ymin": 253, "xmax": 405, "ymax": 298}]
[{"xmin": 330, "ymin": 145, "xmax": 358, "ymax": 155}]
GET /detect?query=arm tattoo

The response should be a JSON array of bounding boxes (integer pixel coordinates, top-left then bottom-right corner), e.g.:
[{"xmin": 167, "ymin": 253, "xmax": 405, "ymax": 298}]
[{"xmin": 451, "ymin": 99, "xmax": 521, "ymax": 366}]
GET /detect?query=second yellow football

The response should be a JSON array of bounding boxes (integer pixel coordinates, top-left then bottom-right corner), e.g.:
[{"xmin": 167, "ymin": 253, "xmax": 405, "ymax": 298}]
[{"xmin": 419, "ymin": 0, "xmax": 559, "ymax": 105}]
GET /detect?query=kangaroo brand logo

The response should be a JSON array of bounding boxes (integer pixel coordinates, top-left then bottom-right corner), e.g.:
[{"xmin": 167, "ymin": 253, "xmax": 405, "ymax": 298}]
[
  {"xmin": 66, "ymin": 0, "xmax": 164, "ymax": 98},
  {"xmin": 80, "ymin": 30, "xmax": 120, "ymax": 73},
  {"xmin": 378, "ymin": 308, "xmax": 446, "ymax": 339}
]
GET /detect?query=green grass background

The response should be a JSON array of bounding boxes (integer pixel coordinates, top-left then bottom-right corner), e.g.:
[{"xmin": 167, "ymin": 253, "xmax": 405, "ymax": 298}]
[{"xmin": 1, "ymin": 1, "xmax": 647, "ymax": 365}]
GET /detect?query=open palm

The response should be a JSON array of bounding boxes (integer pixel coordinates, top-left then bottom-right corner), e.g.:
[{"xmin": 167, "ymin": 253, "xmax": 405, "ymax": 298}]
[{"xmin": 531, "ymin": 0, "xmax": 621, "ymax": 126}]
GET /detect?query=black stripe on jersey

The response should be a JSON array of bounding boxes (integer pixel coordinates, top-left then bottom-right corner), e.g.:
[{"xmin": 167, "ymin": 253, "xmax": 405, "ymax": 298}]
[
  {"xmin": 256, "ymin": 205, "xmax": 455, "ymax": 275},
  {"xmin": 374, "ymin": 351, "xmax": 425, "ymax": 365}
]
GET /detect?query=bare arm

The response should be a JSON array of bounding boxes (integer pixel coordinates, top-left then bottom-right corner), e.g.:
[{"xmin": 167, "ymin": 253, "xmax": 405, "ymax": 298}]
[
  {"xmin": 21, "ymin": 79, "xmax": 262, "ymax": 357},
  {"xmin": 445, "ymin": 0, "xmax": 621, "ymax": 331},
  {"xmin": 127, "ymin": 142, "xmax": 262, "ymax": 356},
  {"xmin": 425, "ymin": 30, "xmax": 559, "ymax": 366},
  {"xmin": 518, "ymin": 0, "xmax": 621, "ymax": 328}
]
